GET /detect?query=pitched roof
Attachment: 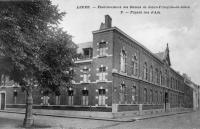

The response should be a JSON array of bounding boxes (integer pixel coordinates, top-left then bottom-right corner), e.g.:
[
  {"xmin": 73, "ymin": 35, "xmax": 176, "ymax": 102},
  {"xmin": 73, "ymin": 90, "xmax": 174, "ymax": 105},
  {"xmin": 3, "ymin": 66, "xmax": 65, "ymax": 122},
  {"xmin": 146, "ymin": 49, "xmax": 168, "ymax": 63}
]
[{"xmin": 77, "ymin": 42, "xmax": 93, "ymax": 53}]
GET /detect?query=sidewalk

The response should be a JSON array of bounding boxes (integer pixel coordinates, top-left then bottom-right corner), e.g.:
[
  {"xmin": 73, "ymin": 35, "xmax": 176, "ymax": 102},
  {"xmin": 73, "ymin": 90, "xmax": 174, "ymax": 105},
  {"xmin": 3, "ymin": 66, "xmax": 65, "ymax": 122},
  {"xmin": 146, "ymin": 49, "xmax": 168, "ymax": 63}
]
[{"xmin": 0, "ymin": 108, "xmax": 193, "ymax": 122}]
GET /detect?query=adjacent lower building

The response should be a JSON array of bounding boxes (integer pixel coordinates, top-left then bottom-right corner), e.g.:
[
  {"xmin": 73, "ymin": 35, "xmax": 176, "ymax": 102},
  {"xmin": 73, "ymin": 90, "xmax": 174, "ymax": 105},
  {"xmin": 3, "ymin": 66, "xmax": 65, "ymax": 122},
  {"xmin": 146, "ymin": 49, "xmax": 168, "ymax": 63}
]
[{"xmin": 0, "ymin": 15, "xmax": 196, "ymax": 116}]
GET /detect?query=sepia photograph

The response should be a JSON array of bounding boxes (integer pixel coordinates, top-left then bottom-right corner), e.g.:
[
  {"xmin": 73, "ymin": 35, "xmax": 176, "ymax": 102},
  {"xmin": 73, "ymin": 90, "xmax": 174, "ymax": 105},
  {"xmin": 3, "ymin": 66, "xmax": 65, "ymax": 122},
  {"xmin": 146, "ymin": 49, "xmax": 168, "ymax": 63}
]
[{"xmin": 0, "ymin": 0, "xmax": 200, "ymax": 129}]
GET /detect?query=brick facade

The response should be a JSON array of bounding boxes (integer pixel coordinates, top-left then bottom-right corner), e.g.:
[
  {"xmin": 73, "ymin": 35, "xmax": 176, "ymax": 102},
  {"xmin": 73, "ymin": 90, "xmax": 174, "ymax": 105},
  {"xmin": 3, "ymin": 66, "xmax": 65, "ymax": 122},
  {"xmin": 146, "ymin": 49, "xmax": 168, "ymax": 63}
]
[{"xmin": 0, "ymin": 15, "xmax": 193, "ymax": 113}]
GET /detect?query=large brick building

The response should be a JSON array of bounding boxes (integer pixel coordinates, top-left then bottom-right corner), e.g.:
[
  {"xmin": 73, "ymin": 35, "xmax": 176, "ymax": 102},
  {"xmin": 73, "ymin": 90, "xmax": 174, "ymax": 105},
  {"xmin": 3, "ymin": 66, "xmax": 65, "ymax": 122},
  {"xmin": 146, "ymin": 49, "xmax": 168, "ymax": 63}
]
[{"xmin": 0, "ymin": 15, "xmax": 193, "ymax": 115}]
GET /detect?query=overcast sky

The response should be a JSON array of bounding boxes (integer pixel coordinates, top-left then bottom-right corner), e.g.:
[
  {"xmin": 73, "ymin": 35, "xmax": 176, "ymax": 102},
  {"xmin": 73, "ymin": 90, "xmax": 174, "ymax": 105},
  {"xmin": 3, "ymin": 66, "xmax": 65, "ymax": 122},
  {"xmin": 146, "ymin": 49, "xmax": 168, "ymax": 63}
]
[{"xmin": 52, "ymin": 0, "xmax": 200, "ymax": 85}]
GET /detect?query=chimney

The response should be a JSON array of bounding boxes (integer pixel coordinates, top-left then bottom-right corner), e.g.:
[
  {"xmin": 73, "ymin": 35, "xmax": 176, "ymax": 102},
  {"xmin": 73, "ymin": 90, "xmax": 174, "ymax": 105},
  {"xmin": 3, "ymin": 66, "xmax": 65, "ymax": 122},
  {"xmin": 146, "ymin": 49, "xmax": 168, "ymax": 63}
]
[{"xmin": 105, "ymin": 15, "xmax": 112, "ymax": 28}]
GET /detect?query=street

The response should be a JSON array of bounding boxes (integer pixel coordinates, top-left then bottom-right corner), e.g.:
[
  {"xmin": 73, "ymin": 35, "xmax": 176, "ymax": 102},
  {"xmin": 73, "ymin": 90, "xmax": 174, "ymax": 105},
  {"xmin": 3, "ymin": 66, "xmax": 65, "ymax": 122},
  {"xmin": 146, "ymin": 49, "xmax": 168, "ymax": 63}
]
[{"xmin": 0, "ymin": 111, "xmax": 200, "ymax": 129}]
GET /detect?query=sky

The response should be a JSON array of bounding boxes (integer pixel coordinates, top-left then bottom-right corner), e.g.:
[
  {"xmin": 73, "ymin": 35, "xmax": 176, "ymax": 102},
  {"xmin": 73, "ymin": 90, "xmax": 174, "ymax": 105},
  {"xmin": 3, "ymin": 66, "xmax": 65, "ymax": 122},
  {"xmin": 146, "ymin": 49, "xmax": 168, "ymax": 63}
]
[{"xmin": 51, "ymin": 0, "xmax": 200, "ymax": 84}]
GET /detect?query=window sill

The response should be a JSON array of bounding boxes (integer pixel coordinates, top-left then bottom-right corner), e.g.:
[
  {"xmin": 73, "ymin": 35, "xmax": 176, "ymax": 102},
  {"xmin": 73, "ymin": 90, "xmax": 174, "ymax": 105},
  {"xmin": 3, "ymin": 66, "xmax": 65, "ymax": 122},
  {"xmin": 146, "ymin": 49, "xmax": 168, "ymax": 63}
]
[
  {"xmin": 98, "ymin": 55, "xmax": 107, "ymax": 58},
  {"xmin": 97, "ymin": 80, "xmax": 107, "ymax": 83},
  {"xmin": 81, "ymin": 82, "xmax": 90, "ymax": 84}
]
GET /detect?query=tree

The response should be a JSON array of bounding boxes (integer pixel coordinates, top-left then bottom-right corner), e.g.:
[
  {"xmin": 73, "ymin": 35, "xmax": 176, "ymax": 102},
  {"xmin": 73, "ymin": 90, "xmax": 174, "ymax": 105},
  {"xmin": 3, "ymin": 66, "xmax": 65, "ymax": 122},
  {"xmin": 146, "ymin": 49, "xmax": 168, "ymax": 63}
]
[{"xmin": 0, "ymin": 1, "xmax": 77, "ymax": 127}]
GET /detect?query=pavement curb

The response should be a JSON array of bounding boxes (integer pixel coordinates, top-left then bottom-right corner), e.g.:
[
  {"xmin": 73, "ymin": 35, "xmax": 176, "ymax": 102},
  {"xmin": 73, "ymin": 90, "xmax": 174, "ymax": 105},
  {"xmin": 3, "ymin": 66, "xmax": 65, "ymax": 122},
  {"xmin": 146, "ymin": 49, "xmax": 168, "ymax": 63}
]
[
  {"xmin": 0, "ymin": 110, "xmax": 131, "ymax": 122},
  {"xmin": 0, "ymin": 110, "xmax": 193, "ymax": 122},
  {"xmin": 134, "ymin": 111, "xmax": 194, "ymax": 121}
]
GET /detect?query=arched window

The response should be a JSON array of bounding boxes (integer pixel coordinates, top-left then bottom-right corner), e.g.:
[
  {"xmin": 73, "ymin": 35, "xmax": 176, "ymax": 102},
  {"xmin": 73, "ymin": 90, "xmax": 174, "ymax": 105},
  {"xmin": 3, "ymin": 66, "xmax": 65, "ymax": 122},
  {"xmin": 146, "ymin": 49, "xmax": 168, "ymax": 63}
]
[
  {"xmin": 143, "ymin": 62, "xmax": 148, "ymax": 80},
  {"xmin": 131, "ymin": 55, "xmax": 138, "ymax": 76},
  {"xmin": 132, "ymin": 86, "xmax": 136, "ymax": 103},
  {"xmin": 143, "ymin": 88, "xmax": 147, "ymax": 103},
  {"xmin": 160, "ymin": 71, "xmax": 162, "ymax": 85},
  {"xmin": 120, "ymin": 50, "xmax": 126, "ymax": 72},
  {"xmin": 155, "ymin": 90, "xmax": 158, "ymax": 103},
  {"xmin": 150, "ymin": 89, "xmax": 153, "ymax": 103},
  {"xmin": 150, "ymin": 66, "xmax": 153, "ymax": 82},
  {"xmin": 155, "ymin": 69, "xmax": 159, "ymax": 84},
  {"xmin": 165, "ymin": 70, "xmax": 168, "ymax": 87}
]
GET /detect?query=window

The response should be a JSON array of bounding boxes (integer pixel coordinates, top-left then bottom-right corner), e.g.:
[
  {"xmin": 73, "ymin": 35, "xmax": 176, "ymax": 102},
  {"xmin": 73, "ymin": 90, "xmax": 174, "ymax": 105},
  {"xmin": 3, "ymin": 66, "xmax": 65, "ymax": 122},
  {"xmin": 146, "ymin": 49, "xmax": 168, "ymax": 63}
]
[
  {"xmin": 68, "ymin": 88, "xmax": 74, "ymax": 105},
  {"xmin": 160, "ymin": 91, "xmax": 163, "ymax": 103},
  {"xmin": 150, "ymin": 66, "xmax": 153, "ymax": 82},
  {"xmin": 143, "ymin": 62, "xmax": 148, "ymax": 80},
  {"xmin": 171, "ymin": 77, "xmax": 173, "ymax": 88},
  {"xmin": 165, "ymin": 70, "xmax": 168, "ymax": 87},
  {"xmin": 82, "ymin": 89, "xmax": 89, "ymax": 106},
  {"xmin": 82, "ymin": 67, "xmax": 89, "ymax": 83},
  {"xmin": 120, "ymin": 50, "xmax": 126, "ymax": 72},
  {"xmin": 150, "ymin": 89, "xmax": 153, "ymax": 103},
  {"xmin": 1, "ymin": 74, "xmax": 7, "ymax": 86},
  {"xmin": 13, "ymin": 90, "xmax": 18, "ymax": 104},
  {"xmin": 155, "ymin": 91, "xmax": 158, "ymax": 103},
  {"xmin": 83, "ymin": 48, "xmax": 92, "ymax": 59},
  {"xmin": 132, "ymin": 86, "xmax": 136, "ymax": 103},
  {"xmin": 99, "ymin": 66, "xmax": 106, "ymax": 81},
  {"xmin": 132, "ymin": 56, "xmax": 138, "ymax": 76},
  {"xmin": 98, "ymin": 89, "xmax": 106, "ymax": 106},
  {"xmin": 160, "ymin": 71, "xmax": 162, "ymax": 85},
  {"xmin": 155, "ymin": 69, "xmax": 159, "ymax": 84},
  {"xmin": 120, "ymin": 82, "xmax": 126, "ymax": 104},
  {"xmin": 143, "ymin": 88, "xmax": 147, "ymax": 103},
  {"xmin": 99, "ymin": 42, "xmax": 106, "ymax": 57}
]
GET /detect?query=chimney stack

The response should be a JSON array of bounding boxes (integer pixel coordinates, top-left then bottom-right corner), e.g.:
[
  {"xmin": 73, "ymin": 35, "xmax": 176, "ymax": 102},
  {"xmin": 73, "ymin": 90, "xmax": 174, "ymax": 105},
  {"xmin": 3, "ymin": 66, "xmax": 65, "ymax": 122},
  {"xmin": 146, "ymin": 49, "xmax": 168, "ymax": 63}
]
[{"xmin": 105, "ymin": 15, "xmax": 112, "ymax": 28}]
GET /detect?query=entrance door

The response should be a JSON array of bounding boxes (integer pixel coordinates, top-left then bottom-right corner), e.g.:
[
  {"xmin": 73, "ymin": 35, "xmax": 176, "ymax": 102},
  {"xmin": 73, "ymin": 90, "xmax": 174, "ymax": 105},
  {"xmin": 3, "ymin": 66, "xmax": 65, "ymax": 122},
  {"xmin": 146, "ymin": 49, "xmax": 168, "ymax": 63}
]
[
  {"xmin": 1, "ymin": 93, "xmax": 5, "ymax": 110},
  {"xmin": 164, "ymin": 92, "xmax": 168, "ymax": 111}
]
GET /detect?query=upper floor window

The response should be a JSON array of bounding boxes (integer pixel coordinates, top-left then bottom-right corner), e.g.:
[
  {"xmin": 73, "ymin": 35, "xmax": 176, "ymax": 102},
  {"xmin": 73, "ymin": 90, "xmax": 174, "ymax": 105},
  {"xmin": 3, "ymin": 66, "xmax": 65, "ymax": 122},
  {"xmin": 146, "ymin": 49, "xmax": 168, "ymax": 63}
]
[
  {"xmin": 99, "ymin": 42, "xmax": 106, "ymax": 57},
  {"xmin": 170, "ymin": 77, "xmax": 173, "ymax": 88},
  {"xmin": 83, "ymin": 48, "xmax": 92, "ymax": 59},
  {"xmin": 160, "ymin": 71, "xmax": 162, "ymax": 85},
  {"xmin": 165, "ymin": 70, "xmax": 168, "ymax": 86},
  {"xmin": 131, "ymin": 55, "xmax": 138, "ymax": 76},
  {"xmin": 99, "ymin": 66, "xmax": 106, "ymax": 81},
  {"xmin": 150, "ymin": 66, "xmax": 153, "ymax": 82},
  {"xmin": 82, "ymin": 67, "xmax": 89, "ymax": 83},
  {"xmin": 0, "ymin": 74, "xmax": 9, "ymax": 86},
  {"xmin": 143, "ymin": 62, "xmax": 148, "ymax": 80},
  {"xmin": 155, "ymin": 69, "xmax": 159, "ymax": 84},
  {"xmin": 120, "ymin": 50, "xmax": 126, "ymax": 73}
]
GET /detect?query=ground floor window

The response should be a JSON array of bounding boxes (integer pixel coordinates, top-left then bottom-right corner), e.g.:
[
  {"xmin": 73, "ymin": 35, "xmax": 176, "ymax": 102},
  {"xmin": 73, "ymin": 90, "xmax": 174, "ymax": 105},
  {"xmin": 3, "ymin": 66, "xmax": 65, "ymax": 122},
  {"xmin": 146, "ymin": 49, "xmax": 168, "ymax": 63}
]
[
  {"xmin": 13, "ymin": 90, "xmax": 17, "ymax": 104},
  {"xmin": 82, "ymin": 89, "xmax": 89, "ymax": 106},
  {"xmin": 143, "ymin": 88, "xmax": 147, "ymax": 104},
  {"xmin": 98, "ymin": 89, "xmax": 106, "ymax": 106},
  {"xmin": 131, "ymin": 86, "xmax": 136, "ymax": 104},
  {"xmin": 150, "ymin": 89, "xmax": 153, "ymax": 104},
  {"xmin": 68, "ymin": 89, "xmax": 74, "ymax": 106},
  {"xmin": 42, "ymin": 96, "xmax": 49, "ymax": 105},
  {"xmin": 0, "ymin": 92, "xmax": 6, "ymax": 110}
]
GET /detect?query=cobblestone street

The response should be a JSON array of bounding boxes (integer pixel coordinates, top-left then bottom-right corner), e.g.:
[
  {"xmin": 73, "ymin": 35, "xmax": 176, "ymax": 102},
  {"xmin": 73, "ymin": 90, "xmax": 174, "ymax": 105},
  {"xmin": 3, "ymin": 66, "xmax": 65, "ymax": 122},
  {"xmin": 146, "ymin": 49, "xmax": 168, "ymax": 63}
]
[
  {"xmin": 1, "ymin": 110, "xmax": 200, "ymax": 129},
  {"xmin": 106, "ymin": 111, "xmax": 200, "ymax": 129}
]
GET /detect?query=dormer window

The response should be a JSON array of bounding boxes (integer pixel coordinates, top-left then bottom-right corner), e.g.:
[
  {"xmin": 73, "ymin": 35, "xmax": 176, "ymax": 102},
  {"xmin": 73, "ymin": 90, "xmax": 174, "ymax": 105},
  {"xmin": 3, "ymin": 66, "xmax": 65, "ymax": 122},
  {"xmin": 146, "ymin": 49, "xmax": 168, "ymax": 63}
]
[
  {"xmin": 99, "ymin": 42, "xmax": 106, "ymax": 57},
  {"xmin": 83, "ymin": 48, "xmax": 92, "ymax": 59}
]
